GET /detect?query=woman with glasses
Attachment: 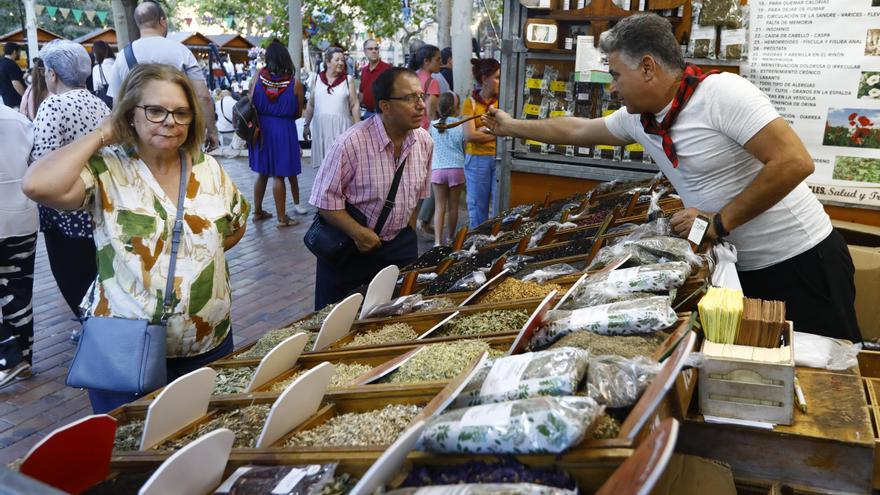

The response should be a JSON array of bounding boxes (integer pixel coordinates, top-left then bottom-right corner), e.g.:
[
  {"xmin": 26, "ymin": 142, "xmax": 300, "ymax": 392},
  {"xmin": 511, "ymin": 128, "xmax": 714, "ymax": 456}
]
[
  {"xmin": 303, "ymin": 46, "xmax": 360, "ymax": 169},
  {"xmin": 24, "ymin": 63, "xmax": 250, "ymax": 413},
  {"xmin": 28, "ymin": 40, "xmax": 109, "ymax": 341}
]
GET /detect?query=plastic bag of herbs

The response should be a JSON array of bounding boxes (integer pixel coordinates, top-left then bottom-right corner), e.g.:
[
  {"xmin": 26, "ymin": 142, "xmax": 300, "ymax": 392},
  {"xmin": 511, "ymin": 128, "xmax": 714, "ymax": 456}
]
[
  {"xmin": 563, "ymin": 262, "xmax": 691, "ymax": 309},
  {"xmin": 214, "ymin": 463, "xmax": 337, "ymax": 494},
  {"xmin": 386, "ymin": 484, "xmax": 577, "ymax": 495},
  {"xmin": 529, "ymin": 296, "xmax": 677, "ymax": 348},
  {"xmin": 419, "ymin": 396, "xmax": 602, "ymax": 454},
  {"xmin": 588, "ymin": 236, "xmax": 702, "ymax": 270},
  {"xmin": 451, "ymin": 347, "xmax": 589, "ymax": 408},
  {"xmin": 586, "ymin": 355, "xmax": 662, "ymax": 408}
]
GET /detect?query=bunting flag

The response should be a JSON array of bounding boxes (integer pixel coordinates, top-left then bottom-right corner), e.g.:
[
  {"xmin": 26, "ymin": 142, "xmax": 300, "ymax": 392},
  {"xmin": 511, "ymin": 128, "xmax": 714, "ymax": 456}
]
[
  {"xmin": 224, "ymin": 16, "xmax": 234, "ymax": 29},
  {"xmin": 34, "ymin": 4, "xmax": 109, "ymax": 25},
  {"xmin": 85, "ymin": 10, "xmax": 95, "ymax": 22},
  {"xmin": 45, "ymin": 6, "xmax": 57, "ymax": 17},
  {"xmin": 72, "ymin": 9, "xmax": 83, "ymax": 22},
  {"xmin": 58, "ymin": 7, "xmax": 69, "ymax": 19},
  {"xmin": 35, "ymin": 4, "xmax": 44, "ymax": 15},
  {"xmin": 184, "ymin": 17, "xmax": 192, "ymax": 26},
  {"xmin": 95, "ymin": 10, "xmax": 108, "ymax": 23}
]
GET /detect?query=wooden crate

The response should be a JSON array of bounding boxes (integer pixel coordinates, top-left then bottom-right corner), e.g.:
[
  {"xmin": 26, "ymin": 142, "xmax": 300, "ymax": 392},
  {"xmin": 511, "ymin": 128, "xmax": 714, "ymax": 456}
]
[{"xmin": 698, "ymin": 325, "xmax": 795, "ymax": 425}]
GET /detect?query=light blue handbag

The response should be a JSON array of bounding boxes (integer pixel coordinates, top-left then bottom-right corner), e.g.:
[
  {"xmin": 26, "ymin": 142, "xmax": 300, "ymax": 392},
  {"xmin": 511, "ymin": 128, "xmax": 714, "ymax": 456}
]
[{"xmin": 66, "ymin": 150, "xmax": 187, "ymax": 395}]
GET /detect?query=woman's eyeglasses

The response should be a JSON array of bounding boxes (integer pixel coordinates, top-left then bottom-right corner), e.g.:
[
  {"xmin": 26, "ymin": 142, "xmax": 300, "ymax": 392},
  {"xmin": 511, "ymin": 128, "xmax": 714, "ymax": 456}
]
[{"xmin": 136, "ymin": 105, "xmax": 193, "ymax": 125}]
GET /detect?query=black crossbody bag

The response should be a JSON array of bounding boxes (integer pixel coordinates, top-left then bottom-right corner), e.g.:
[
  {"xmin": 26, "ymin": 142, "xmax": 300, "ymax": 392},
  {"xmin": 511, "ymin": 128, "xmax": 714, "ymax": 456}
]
[{"xmin": 305, "ymin": 158, "xmax": 407, "ymax": 267}]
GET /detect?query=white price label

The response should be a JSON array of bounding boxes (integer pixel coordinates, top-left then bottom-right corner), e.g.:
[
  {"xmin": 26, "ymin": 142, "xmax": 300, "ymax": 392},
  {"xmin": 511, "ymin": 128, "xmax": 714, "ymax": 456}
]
[
  {"xmin": 606, "ymin": 267, "xmax": 638, "ymax": 285},
  {"xmin": 687, "ymin": 217, "xmax": 710, "ymax": 245},
  {"xmin": 459, "ymin": 402, "xmax": 513, "ymax": 429},
  {"xmin": 479, "ymin": 354, "xmax": 533, "ymax": 396}
]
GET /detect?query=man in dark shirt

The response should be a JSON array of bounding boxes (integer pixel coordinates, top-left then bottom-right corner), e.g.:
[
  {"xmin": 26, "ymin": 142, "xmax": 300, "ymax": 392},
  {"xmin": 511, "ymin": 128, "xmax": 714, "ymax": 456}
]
[
  {"xmin": 440, "ymin": 47, "xmax": 453, "ymax": 89},
  {"xmin": 0, "ymin": 43, "xmax": 25, "ymax": 108}
]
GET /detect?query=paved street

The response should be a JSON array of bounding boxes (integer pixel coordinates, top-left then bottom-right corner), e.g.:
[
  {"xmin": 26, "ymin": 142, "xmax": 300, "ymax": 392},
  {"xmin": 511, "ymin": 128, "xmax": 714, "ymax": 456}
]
[{"xmin": 0, "ymin": 152, "xmax": 324, "ymax": 463}]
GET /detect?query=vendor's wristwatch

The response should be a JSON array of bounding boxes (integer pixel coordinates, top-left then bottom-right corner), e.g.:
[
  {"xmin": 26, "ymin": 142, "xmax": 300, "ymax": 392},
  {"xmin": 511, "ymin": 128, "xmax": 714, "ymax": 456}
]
[{"xmin": 713, "ymin": 213, "xmax": 729, "ymax": 238}]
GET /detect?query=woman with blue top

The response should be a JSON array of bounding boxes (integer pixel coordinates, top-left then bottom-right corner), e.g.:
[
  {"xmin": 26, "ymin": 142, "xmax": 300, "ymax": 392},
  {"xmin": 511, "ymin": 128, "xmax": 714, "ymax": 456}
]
[{"xmin": 429, "ymin": 93, "xmax": 466, "ymax": 246}]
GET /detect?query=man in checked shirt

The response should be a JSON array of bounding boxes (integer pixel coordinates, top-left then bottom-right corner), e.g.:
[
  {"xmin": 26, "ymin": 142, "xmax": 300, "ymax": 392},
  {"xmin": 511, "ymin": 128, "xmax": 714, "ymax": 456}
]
[{"xmin": 309, "ymin": 67, "xmax": 434, "ymax": 309}]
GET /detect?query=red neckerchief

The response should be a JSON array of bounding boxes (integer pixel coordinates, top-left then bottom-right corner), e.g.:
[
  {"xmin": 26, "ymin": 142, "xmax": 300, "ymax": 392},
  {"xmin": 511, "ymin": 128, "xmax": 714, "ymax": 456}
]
[
  {"xmin": 472, "ymin": 89, "xmax": 497, "ymax": 108},
  {"xmin": 640, "ymin": 63, "xmax": 718, "ymax": 168},
  {"xmin": 258, "ymin": 68, "xmax": 291, "ymax": 102},
  {"xmin": 319, "ymin": 70, "xmax": 346, "ymax": 94}
]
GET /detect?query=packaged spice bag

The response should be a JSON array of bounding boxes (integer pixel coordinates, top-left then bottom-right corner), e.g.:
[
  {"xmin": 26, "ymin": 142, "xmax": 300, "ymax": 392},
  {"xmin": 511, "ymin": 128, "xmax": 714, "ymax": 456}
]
[
  {"xmin": 214, "ymin": 464, "xmax": 337, "ymax": 494},
  {"xmin": 452, "ymin": 347, "xmax": 590, "ymax": 408},
  {"xmin": 718, "ymin": 25, "xmax": 746, "ymax": 61},
  {"xmin": 588, "ymin": 236, "xmax": 702, "ymax": 270},
  {"xmin": 687, "ymin": 2, "xmax": 716, "ymax": 59},
  {"xmin": 565, "ymin": 262, "xmax": 692, "ymax": 309},
  {"xmin": 700, "ymin": 0, "xmax": 743, "ymax": 27},
  {"xmin": 419, "ymin": 396, "xmax": 602, "ymax": 454},
  {"xmin": 586, "ymin": 355, "xmax": 661, "ymax": 408},
  {"xmin": 530, "ymin": 296, "xmax": 677, "ymax": 348},
  {"xmin": 387, "ymin": 485, "xmax": 577, "ymax": 495}
]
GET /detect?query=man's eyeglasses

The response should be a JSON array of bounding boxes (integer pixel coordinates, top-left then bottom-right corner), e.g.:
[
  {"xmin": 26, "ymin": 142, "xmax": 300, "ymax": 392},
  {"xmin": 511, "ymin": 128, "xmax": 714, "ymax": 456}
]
[
  {"xmin": 136, "ymin": 105, "xmax": 194, "ymax": 125},
  {"xmin": 386, "ymin": 92, "xmax": 425, "ymax": 105}
]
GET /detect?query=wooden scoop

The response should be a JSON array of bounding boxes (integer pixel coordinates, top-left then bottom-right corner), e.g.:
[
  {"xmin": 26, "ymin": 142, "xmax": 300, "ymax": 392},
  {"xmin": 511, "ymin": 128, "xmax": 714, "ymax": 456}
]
[{"xmin": 433, "ymin": 113, "xmax": 487, "ymax": 130}]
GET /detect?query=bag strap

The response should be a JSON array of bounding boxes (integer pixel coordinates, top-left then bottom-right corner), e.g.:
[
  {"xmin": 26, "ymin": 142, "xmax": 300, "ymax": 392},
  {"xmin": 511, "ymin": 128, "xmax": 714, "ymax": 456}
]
[
  {"xmin": 124, "ymin": 43, "xmax": 138, "ymax": 70},
  {"xmin": 160, "ymin": 149, "xmax": 189, "ymax": 321},
  {"xmin": 98, "ymin": 63, "xmax": 107, "ymax": 86},
  {"xmin": 373, "ymin": 156, "xmax": 407, "ymax": 235}
]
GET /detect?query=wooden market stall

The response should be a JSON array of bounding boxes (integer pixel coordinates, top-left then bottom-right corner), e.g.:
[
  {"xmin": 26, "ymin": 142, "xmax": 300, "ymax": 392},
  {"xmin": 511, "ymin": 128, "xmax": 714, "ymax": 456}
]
[
  {"xmin": 207, "ymin": 34, "xmax": 254, "ymax": 64},
  {"xmin": 73, "ymin": 27, "xmax": 117, "ymax": 52}
]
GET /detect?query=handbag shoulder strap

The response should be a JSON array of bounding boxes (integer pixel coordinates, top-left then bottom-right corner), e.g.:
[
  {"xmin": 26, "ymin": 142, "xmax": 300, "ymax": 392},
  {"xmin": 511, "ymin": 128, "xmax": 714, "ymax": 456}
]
[
  {"xmin": 124, "ymin": 43, "xmax": 138, "ymax": 70},
  {"xmin": 98, "ymin": 63, "xmax": 107, "ymax": 86},
  {"xmin": 373, "ymin": 156, "xmax": 407, "ymax": 235},
  {"xmin": 161, "ymin": 149, "xmax": 189, "ymax": 321}
]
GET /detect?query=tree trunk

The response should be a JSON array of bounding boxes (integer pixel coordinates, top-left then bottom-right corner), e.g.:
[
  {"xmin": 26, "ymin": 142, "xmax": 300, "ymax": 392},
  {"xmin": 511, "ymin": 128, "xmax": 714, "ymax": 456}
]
[
  {"xmin": 22, "ymin": 0, "xmax": 38, "ymax": 64},
  {"xmin": 451, "ymin": 0, "xmax": 472, "ymax": 98},
  {"xmin": 111, "ymin": 0, "xmax": 138, "ymax": 47},
  {"xmin": 288, "ymin": 0, "xmax": 303, "ymax": 81},
  {"xmin": 437, "ymin": 0, "xmax": 452, "ymax": 49}
]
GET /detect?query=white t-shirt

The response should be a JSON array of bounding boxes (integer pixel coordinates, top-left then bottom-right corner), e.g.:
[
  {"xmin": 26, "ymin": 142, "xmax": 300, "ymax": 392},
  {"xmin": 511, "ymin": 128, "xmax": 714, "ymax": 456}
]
[
  {"xmin": 91, "ymin": 58, "xmax": 116, "ymax": 91},
  {"xmin": 0, "ymin": 104, "xmax": 37, "ymax": 237},
  {"xmin": 604, "ymin": 72, "xmax": 831, "ymax": 271},
  {"xmin": 215, "ymin": 96, "xmax": 236, "ymax": 133},
  {"xmin": 107, "ymin": 36, "xmax": 205, "ymax": 99}
]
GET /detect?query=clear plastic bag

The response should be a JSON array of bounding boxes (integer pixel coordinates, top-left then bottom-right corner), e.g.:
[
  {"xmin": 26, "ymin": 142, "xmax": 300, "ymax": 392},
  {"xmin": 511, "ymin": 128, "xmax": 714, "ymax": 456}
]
[
  {"xmin": 504, "ymin": 254, "xmax": 535, "ymax": 273},
  {"xmin": 521, "ymin": 263, "xmax": 578, "ymax": 283},
  {"xmin": 417, "ymin": 272, "xmax": 439, "ymax": 283},
  {"xmin": 586, "ymin": 355, "xmax": 661, "ymax": 408},
  {"xmin": 449, "ymin": 248, "xmax": 476, "ymax": 261},
  {"xmin": 566, "ymin": 262, "xmax": 692, "ymax": 309},
  {"xmin": 449, "ymin": 271, "xmax": 488, "ymax": 292},
  {"xmin": 452, "ymin": 347, "xmax": 590, "ymax": 408},
  {"xmin": 700, "ymin": 0, "xmax": 743, "ymax": 27},
  {"xmin": 688, "ymin": 2, "xmax": 717, "ymax": 59},
  {"xmin": 793, "ymin": 332, "xmax": 860, "ymax": 371},
  {"xmin": 589, "ymin": 236, "xmax": 701, "ymax": 270},
  {"xmin": 528, "ymin": 222, "xmax": 577, "ymax": 248},
  {"xmin": 608, "ymin": 218, "xmax": 673, "ymax": 246},
  {"xmin": 464, "ymin": 234, "xmax": 502, "ymax": 251},
  {"xmin": 366, "ymin": 295, "xmax": 423, "ymax": 319},
  {"xmin": 530, "ymin": 296, "xmax": 678, "ymax": 348},
  {"xmin": 541, "ymin": 66, "xmax": 560, "ymax": 96},
  {"xmin": 718, "ymin": 25, "xmax": 745, "ymax": 61},
  {"xmin": 387, "ymin": 484, "xmax": 577, "ymax": 495},
  {"xmin": 214, "ymin": 463, "xmax": 337, "ymax": 494},
  {"xmin": 419, "ymin": 396, "xmax": 602, "ymax": 454},
  {"xmin": 413, "ymin": 297, "xmax": 457, "ymax": 313},
  {"xmin": 566, "ymin": 286, "xmax": 655, "ymax": 308}
]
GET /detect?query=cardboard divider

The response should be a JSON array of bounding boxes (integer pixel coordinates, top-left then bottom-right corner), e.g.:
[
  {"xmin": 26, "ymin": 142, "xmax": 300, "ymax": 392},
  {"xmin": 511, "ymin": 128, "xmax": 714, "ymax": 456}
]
[
  {"xmin": 313, "ymin": 293, "xmax": 363, "ymax": 351},
  {"xmin": 142, "ymin": 367, "xmax": 216, "ymax": 450}
]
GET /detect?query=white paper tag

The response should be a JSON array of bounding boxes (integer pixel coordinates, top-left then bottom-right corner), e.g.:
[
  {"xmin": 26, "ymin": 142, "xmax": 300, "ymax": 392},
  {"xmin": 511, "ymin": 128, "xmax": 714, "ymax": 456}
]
[
  {"xmin": 271, "ymin": 468, "xmax": 307, "ymax": 494},
  {"xmin": 479, "ymin": 354, "xmax": 533, "ymax": 396},
  {"xmin": 721, "ymin": 28, "xmax": 746, "ymax": 46},
  {"xmin": 606, "ymin": 267, "xmax": 638, "ymax": 285},
  {"xmin": 570, "ymin": 304, "xmax": 610, "ymax": 327},
  {"xmin": 692, "ymin": 25, "xmax": 716, "ymax": 41},
  {"xmin": 575, "ymin": 36, "xmax": 601, "ymax": 74},
  {"xmin": 687, "ymin": 217, "xmax": 710, "ymax": 245},
  {"xmin": 459, "ymin": 402, "xmax": 513, "ymax": 429}
]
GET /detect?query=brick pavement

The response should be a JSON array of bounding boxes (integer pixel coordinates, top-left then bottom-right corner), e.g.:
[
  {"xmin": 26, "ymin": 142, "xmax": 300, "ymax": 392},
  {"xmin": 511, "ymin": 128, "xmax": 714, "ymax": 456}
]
[{"xmin": 0, "ymin": 150, "xmax": 458, "ymax": 464}]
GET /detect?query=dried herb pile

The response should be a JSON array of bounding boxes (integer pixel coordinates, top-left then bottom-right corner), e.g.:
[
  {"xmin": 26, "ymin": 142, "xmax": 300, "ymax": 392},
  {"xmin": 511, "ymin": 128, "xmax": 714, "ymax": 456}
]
[
  {"xmin": 318, "ymin": 474, "xmax": 360, "ymax": 494},
  {"xmin": 415, "ymin": 297, "xmax": 456, "ymax": 313},
  {"xmin": 436, "ymin": 309, "xmax": 530, "ymax": 338},
  {"xmin": 400, "ymin": 458, "xmax": 576, "ymax": 490},
  {"xmin": 113, "ymin": 419, "xmax": 145, "ymax": 451},
  {"xmin": 548, "ymin": 330, "xmax": 667, "ymax": 359},
  {"xmin": 160, "ymin": 405, "xmax": 271, "ymax": 450},
  {"xmin": 592, "ymin": 413, "xmax": 622, "ymax": 439},
  {"xmin": 381, "ymin": 341, "xmax": 505, "ymax": 384},
  {"xmin": 268, "ymin": 363, "xmax": 374, "ymax": 392},
  {"xmin": 212, "ymin": 366, "xmax": 256, "ymax": 395},
  {"xmin": 284, "ymin": 404, "xmax": 421, "ymax": 448},
  {"xmin": 344, "ymin": 322, "xmax": 418, "ymax": 348},
  {"xmin": 480, "ymin": 278, "xmax": 562, "ymax": 304}
]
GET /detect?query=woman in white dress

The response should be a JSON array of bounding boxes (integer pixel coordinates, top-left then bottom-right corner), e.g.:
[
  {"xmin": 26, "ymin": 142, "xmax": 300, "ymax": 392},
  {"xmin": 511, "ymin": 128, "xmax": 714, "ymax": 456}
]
[{"xmin": 303, "ymin": 47, "xmax": 360, "ymax": 168}]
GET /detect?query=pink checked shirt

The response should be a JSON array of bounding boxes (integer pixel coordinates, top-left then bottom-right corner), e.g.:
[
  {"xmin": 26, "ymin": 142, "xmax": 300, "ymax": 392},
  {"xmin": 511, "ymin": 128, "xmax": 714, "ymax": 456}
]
[{"xmin": 310, "ymin": 115, "xmax": 433, "ymax": 241}]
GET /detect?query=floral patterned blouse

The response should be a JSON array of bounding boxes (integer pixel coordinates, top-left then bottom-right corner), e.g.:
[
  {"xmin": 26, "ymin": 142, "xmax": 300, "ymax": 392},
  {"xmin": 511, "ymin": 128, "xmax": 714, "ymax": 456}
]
[{"xmin": 78, "ymin": 147, "xmax": 250, "ymax": 357}]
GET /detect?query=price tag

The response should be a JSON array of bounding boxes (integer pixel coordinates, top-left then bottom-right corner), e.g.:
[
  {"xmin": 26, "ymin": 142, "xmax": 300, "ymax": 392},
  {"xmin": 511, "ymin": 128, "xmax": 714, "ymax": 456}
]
[
  {"xmin": 550, "ymin": 80, "xmax": 568, "ymax": 92},
  {"xmin": 549, "ymin": 110, "xmax": 568, "ymax": 118},
  {"xmin": 687, "ymin": 216, "xmax": 710, "ymax": 246},
  {"xmin": 459, "ymin": 402, "xmax": 513, "ymax": 429},
  {"xmin": 523, "ymin": 104, "xmax": 541, "ymax": 116},
  {"xmin": 526, "ymin": 78, "xmax": 543, "ymax": 89}
]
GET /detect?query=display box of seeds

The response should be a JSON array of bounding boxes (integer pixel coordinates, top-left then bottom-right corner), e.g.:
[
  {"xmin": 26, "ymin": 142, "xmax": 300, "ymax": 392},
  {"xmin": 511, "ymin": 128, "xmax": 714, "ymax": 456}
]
[{"xmin": 698, "ymin": 322, "xmax": 795, "ymax": 425}]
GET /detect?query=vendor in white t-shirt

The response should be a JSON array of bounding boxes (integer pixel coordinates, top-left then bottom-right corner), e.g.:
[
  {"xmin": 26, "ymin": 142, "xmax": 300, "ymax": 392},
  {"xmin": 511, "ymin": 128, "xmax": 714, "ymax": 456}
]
[{"xmin": 485, "ymin": 14, "xmax": 860, "ymax": 343}]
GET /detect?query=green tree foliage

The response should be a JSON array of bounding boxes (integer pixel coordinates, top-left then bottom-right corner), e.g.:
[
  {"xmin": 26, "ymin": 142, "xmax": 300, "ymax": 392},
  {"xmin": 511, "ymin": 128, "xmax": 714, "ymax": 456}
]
[{"xmin": 0, "ymin": 0, "xmax": 114, "ymax": 42}]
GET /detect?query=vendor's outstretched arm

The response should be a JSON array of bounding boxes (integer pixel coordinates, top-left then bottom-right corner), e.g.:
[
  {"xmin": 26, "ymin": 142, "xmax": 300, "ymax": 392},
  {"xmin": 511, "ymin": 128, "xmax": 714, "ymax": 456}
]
[{"xmin": 482, "ymin": 107, "xmax": 631, "ymax": 147}]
